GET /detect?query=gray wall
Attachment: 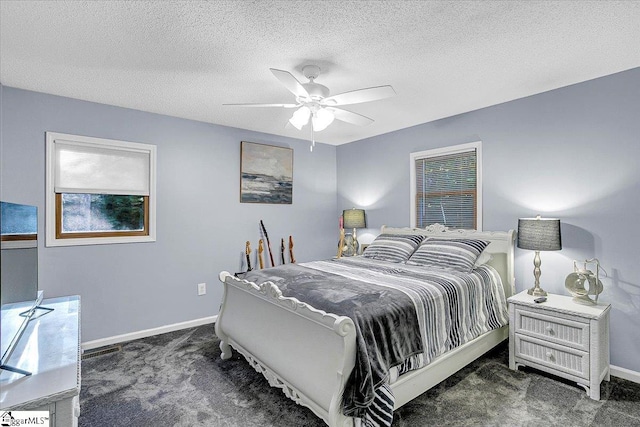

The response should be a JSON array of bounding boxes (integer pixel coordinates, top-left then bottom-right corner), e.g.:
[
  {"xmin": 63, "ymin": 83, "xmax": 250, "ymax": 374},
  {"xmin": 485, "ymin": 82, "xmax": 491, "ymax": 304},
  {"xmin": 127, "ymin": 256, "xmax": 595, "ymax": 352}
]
[
  {"xmin": 337, "ymin": 67, "xmax": 640, "ymax": 373},
  {"xmin": 0, "ymin": 86, "xmax": 337, "ymax": 342}
]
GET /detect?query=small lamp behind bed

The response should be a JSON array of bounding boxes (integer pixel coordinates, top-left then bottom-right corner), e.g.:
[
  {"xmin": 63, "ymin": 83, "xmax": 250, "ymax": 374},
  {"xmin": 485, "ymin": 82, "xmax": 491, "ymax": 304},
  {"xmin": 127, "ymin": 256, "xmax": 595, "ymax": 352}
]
[
  {"xmin": 342, "ymin": 208, "xmax": 366, "ymax": 256},
  {"xmin": 517, "ymin": 215, "xmax": 562, "ymax": 297}
]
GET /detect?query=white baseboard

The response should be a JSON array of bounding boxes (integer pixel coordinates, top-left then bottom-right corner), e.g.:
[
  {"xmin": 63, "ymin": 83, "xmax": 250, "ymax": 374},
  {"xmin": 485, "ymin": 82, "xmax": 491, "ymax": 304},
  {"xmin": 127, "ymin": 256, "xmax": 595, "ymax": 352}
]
[
  {"xmin": 82, "ymin": 315, "xmax": 217, "ymax": 351},
  {"xmin": 610, "ymin": 364, "xmax": 640, "ymax": 384}
]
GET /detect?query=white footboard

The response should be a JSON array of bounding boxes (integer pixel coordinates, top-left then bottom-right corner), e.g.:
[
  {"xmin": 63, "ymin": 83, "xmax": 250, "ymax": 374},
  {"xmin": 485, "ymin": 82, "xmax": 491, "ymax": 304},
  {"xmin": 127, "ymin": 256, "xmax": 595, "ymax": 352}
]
[{"xmin": 216, "ymin": 271, "xmax": 357, "ymax": 427}]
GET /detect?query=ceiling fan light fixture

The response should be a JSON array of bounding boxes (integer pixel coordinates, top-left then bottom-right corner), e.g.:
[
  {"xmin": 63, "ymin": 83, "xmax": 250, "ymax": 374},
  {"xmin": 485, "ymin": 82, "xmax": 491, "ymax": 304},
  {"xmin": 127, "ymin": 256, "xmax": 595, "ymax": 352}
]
[
  {"xmin": 312, "ymin": 108, "xmax": 335, "ymax": 132},
  {"xmin": 289, "ymin": 106, "xmax": 311, "ymax": 130}
]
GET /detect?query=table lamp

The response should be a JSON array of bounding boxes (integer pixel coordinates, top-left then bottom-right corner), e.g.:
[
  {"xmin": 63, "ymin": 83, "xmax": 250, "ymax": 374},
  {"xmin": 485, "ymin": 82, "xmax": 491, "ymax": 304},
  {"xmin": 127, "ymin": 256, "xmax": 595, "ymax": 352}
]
[
  {"xmin": 342, "ymin": 208, "xmax": 366, "ymax": 256},
  {"xmin": 517, "ymin": 215, "xmax": 562, "ymax": 297}
]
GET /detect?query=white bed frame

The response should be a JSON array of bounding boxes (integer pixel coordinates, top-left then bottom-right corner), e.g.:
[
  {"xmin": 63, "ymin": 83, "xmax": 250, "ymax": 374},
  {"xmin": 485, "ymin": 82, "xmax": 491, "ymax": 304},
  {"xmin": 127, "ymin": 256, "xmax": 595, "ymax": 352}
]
[{"xmin": 216, "ymin": 224, "xmax": 516, "ymax": 427}]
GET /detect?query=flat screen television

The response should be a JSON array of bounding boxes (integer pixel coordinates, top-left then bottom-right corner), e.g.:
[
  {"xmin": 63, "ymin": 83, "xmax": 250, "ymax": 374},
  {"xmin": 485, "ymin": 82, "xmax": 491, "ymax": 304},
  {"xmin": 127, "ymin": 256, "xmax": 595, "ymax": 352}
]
[{"xmin": 0, "ymin": 201, "xmax": 48, "ymax": 376}]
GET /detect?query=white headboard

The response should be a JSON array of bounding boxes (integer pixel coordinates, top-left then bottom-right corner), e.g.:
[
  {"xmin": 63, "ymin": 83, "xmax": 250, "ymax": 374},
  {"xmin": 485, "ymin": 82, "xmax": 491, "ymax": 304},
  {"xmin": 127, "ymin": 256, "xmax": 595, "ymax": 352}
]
[{"xmin": 380, "ymin": 224, "xmax": 516, "ymax": 298}]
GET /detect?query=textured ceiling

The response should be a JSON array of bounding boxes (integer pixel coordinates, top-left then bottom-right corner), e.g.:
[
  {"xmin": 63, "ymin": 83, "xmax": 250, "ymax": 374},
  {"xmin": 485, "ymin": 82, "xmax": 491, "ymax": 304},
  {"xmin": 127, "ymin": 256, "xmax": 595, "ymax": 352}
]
[{"xmin": 1, "ymin": 1, "xmax": 639, "ymax": 145}]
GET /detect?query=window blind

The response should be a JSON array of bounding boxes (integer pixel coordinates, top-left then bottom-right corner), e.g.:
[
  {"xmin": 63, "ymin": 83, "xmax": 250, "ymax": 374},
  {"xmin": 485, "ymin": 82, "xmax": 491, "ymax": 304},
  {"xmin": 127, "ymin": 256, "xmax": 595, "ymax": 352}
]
[
  {"xmin": 54, "ymin": 140, "xmax": 151, "ymax": 196},
  {"xmin": 415, "ymin": 149, "xmax": 477, "ymax": 229}
]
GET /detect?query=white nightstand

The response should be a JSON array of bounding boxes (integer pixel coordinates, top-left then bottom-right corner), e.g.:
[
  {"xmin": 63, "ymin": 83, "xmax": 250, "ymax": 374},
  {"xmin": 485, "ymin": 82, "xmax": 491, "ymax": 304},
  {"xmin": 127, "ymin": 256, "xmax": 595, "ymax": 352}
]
[{"xmin": 508, "ymin": 291, "xmax": 611, "ymax": 400}]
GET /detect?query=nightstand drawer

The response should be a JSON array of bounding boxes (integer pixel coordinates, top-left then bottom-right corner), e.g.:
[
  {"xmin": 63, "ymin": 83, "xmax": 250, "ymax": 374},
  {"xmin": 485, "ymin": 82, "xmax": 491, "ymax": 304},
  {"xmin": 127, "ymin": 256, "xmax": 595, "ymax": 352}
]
[
  {"xmin": 514, "ymin": 308, "xmax": 589, "ymax": 351},
  {"xmin": 514, "ymin": 334, "xmax": 589, "ymax": 379}
]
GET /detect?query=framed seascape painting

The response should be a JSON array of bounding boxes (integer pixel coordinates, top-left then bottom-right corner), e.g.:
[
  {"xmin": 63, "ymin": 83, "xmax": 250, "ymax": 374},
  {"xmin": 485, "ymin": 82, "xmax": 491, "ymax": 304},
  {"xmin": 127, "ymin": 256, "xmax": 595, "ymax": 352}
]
[{"xmin": 240, "ymin": 141, "xmax": 293, "ymax": 204}]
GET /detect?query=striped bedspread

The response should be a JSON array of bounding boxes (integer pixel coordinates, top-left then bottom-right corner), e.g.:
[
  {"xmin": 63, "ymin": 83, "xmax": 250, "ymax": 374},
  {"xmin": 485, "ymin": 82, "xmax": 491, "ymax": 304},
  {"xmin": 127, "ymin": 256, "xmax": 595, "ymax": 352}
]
[{"xmin": 241, "ymin": 256, "xmax": 509, "ymax": 426}]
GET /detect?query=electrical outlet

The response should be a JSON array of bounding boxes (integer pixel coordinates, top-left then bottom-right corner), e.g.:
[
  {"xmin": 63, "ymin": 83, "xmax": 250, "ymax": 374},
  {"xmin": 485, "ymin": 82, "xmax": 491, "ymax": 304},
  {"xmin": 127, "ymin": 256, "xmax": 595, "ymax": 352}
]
[{"xmin": 197, "ymin": 283, "xmax": 206, "ymax": 296}]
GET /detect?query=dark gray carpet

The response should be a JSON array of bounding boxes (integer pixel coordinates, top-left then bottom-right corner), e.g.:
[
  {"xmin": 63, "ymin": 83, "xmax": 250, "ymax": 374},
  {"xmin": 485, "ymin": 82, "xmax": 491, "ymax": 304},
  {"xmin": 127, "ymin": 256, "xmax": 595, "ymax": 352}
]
[{"xmin": 79, "ymin": 325, "xmax": 640, "ymax": 426}]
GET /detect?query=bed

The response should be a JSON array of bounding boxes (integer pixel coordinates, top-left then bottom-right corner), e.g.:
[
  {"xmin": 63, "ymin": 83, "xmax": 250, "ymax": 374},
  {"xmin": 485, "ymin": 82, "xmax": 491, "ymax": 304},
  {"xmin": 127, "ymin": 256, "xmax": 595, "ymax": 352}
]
[{"xmin": 215, "ymin": 224, "xmax": 515, "ymax": 426}]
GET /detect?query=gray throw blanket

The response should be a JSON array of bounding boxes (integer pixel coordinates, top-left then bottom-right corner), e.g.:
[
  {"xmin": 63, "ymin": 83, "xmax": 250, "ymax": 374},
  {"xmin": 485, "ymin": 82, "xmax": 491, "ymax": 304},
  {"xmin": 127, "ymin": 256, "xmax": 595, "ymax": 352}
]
[{"xmin": 242, "ymin": 261, "xmax": 423, "ymax": 419}]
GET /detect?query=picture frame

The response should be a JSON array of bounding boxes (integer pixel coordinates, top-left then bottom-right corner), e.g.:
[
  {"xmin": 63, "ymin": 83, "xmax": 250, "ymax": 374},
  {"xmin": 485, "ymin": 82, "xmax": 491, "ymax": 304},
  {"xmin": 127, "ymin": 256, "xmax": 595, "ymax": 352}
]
[{"xmin": 240, "ymin": 141, "xmax": 293, "ymax": 204}]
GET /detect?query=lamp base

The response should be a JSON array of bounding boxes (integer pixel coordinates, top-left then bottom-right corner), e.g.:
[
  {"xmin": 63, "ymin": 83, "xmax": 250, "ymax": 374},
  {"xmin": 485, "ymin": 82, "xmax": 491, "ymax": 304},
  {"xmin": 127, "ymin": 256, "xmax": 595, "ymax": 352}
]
[
  {"xmin": 527, "ymin": 250, "xmax": 547, "ymax": 297},
  {"xmin": 527, "ymin": 286, "xmax": 548, "ymax": 297}
]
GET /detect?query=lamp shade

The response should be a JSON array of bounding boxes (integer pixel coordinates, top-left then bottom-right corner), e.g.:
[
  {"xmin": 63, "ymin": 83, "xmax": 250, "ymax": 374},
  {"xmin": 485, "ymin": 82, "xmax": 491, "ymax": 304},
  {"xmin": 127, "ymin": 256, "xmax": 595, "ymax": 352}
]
[
  {"xmin": 312, "ymin": 108, "xmax": 335, "ymax": 132},
  {"xmin": 517, "ymin": 217, "xmax": 562, "ymax": 251},
  {"xmin": 343, "ymin": 209, "xmax": 366, "ymax": 229},
  {"xmin": 289, "ymin": 106, "xmax": 311, "ymax": 130}
]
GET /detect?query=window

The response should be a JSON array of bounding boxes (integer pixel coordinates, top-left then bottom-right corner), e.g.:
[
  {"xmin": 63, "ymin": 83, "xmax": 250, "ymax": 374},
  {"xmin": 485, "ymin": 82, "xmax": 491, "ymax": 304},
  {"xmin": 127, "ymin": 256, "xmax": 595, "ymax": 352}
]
[
  {"xmin": 410, "ymin": 141, "xmax": 482, "ymax": 230},
  {"xmin": 46, "ymin": 132, "xmax": 156, "ymax": 246}
]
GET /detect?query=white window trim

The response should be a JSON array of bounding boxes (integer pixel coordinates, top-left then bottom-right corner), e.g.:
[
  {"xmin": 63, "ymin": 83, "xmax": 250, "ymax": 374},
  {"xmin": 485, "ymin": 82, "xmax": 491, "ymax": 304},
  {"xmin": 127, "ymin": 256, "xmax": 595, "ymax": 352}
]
[
  {"xmin": 410, "ymin": 141, "xmax": 482, "ymax": 230},
  {"xmin": 45, "ymin": 132, "xmax": 157, "ymax": 247}
]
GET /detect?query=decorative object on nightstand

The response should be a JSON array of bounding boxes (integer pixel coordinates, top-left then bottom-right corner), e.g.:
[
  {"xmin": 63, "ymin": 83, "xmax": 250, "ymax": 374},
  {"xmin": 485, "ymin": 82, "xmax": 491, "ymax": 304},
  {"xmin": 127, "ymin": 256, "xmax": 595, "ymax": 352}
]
[
  {"xmin": 565, "ymin": 258, "xmax": 605, "ymax": 305},
  {"xmin": 517, "ymin": 215, "xmax": 562, "ymax": 297},
  {"xmin": 342, "ymin": 208, "xmax": 366, "ymax": 256},
  {"xmin": 508, "ymin": 291, "xmax": 610, "ymax": 400}
]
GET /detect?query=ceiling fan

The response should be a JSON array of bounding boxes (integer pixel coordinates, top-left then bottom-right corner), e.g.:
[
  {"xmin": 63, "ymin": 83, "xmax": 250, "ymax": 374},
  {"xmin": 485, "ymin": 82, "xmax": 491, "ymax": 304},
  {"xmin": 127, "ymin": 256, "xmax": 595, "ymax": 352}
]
[{"xmin": 224, "ymin": 65, "xmax": 395, "ymax": 149}]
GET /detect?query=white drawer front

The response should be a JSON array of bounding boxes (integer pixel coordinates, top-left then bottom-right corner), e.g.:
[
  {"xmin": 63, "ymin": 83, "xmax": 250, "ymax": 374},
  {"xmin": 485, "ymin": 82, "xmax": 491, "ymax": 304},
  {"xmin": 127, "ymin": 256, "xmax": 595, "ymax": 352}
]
[
  {"xmin": 515, "ymin": 308, "xmax": 589, "ymax": 351},
  {"xmin": 515, "ymin": 334, "xmax": 589, "ymax": 379}
]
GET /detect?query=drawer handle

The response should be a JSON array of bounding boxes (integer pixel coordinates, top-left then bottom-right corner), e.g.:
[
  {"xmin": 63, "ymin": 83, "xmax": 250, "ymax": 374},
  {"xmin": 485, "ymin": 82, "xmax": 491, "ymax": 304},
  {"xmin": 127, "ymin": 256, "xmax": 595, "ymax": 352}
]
[
  {"xmin": 545, "ymin": 326, "xmax": 555, "ymax": 335},
  {"xmin": 546, "ymin": 351, "xmax": 554, "ymax": 360}
]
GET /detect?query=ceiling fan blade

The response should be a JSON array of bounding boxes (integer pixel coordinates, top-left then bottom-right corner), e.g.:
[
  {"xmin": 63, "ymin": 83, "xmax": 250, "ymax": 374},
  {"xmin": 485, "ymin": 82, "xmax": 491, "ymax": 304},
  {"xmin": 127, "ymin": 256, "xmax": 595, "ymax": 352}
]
[
  {"xmin": 223, "ymin": 103, "xmax": 299, "ymax": 108},
  {"xmin": 327, "ymin": 107, "xmax": 374, "ymax": 126},
  {"xmin": 323, "ymin": 85, "xmax": 396, "ymax": 106},
  {"xmin": 270, "ymin": 68, "xmax": 309, "ymax": 98}
]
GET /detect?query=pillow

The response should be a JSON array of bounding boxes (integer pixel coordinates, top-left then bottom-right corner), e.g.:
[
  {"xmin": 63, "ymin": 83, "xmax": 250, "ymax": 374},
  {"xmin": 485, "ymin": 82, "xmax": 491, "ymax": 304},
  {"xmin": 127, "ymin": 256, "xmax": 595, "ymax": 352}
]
[
  {"xmin": 474, "ymin": 249, "xmax": 493, "ymax": 267},
  {"xmin": 361, "ymin": 234, "xmax": 425, "ymax": 263},
  {"xmin": 406, "ymin": 238, "xmax": 489, "ymax": 272}
]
